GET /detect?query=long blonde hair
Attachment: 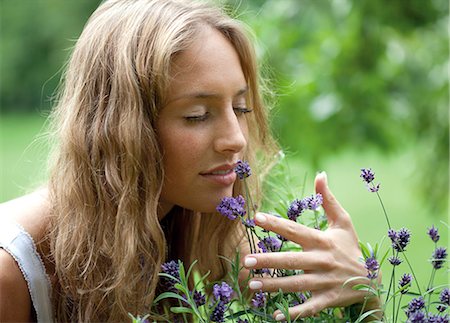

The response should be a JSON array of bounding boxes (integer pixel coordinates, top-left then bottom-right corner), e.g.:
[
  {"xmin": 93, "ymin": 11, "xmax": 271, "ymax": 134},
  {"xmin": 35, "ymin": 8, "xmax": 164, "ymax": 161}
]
[{"xmin": 48, "ymin": 0, "xmax": 277, "ymax": 321}]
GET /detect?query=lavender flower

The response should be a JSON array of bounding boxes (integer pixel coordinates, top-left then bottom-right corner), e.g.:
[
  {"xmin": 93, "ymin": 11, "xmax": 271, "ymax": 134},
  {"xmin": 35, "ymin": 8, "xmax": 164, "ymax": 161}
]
[
  {"xmin": 399, "ymin": 273, "xmax": 413, "ymax": 294},
  {"xmin": 303, "ymin": 193, "xmax": 323, "ymax": 211},
  {"xmin": 360, "ymin": 168, "xmax": 381, "ymax": 192},
  {"xmin": 210, "ymin": 301, "xmax": 226, "ymax": 322},
  {"xmin": 431, "ymin": 247, "xmax": 447, "ymax": 269},
  {"xmin": 277, "ymin": 233, "xmax": 288, "ymax": 242},
  {"xmin": 291, "ymin": 293, "xmax": 307, "ymax": 306},
  {"xmin": 440, "ymin": 288, "xmax": 450, "ymax": 306},
  {"xmin": 388, "ymin": 256, "xmax": 403, "ymax": 266},
  {"xmin": 287, "ymin": 199, "xmax": 306, "ymax": 221},
  {"xmin": 360, "ymin": 168, "xmax": 375, "ymax": 183},
  {"xmin": 216, "ymin": 196, "xmax": 246, "ymax": 220},
  {"xmin": 213, "ymin": 282, "xmax": 234, "ymax": 304},
  {"xmin": 406, "ymin": 297, "xmax": 425, "ymax": 317},
  {"xmin": 254, "ymin": 268, "xmax": 270, "ymax": 275},
  {"xmin": 193, "ymin": 290, "xmax": 206, "ymax": 306},
  {"xmin": 251, "ymin": 291, "xmax": 266, "ymax": 308},
  {"xmin": 237, "ymin": 319, "xmax": 249, "ymax": 323},
  {"xmin": 160, "ymin": 260, "xmax": 180, "ymax": 291},
  {"xmin": 407, "ymin": 311, "xmax": 426, "ymax": 322},
  {"xmin": 428, "ymin": 314, "xmax": 449, "ymax": 323},
  {"xmin": 258, "ymin": 237, "xmax": 282, "ymax": 253},
  {"xmin": 437, "ymin": 305, "xmax": 447, "ymax": 313},
  {"xmin": 243, "ymin": 218, "xmax": 255, "ymax": 228},
  {"xmin": 428, "ymin": 225, "xmax": 440, "ymax": 243},
  {"xmin": 234, "ymin": 160, "xmax": 251, "ymax": 179},
  {"xmin": 365, "ymin": 256, "xmax": 379, "ymax": 279},
  {"xmin": 388, "ymin": 228, "xmax": 411, "ymax": 252}
]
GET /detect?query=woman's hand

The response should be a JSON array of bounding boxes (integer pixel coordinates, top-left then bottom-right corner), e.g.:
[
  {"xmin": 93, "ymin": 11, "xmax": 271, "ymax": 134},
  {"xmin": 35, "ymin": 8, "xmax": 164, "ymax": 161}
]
[{"xmin": 244, "ymin": 172, "xmax": 380, "ymax": 321}]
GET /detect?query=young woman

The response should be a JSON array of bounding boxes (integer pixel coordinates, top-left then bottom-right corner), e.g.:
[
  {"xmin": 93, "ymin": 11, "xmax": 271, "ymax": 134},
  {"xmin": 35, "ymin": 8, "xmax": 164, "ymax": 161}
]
[{"xmin": 0, "ymin": 0, "xmax": 378, "ymax": 321}]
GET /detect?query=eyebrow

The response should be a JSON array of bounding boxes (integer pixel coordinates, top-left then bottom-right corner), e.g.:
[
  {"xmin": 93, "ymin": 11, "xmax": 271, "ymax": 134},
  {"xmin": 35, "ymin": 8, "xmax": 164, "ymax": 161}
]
[{"xmin": 171, "ymin": 86, "xmax": 248, "ymax": 103}]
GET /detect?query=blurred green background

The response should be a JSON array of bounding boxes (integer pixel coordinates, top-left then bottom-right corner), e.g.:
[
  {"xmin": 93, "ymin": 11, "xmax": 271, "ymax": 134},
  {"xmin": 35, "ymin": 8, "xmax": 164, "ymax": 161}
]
[{"xmin": 1, "ymin": 0, "xmax": 448, "ymax": 318}]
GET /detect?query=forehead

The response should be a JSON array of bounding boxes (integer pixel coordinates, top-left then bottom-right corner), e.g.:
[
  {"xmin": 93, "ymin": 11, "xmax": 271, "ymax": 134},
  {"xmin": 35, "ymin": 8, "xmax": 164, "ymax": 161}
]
[{"xmin": 165, "ymin": 25, "xmax": 247, "ymax": 101}]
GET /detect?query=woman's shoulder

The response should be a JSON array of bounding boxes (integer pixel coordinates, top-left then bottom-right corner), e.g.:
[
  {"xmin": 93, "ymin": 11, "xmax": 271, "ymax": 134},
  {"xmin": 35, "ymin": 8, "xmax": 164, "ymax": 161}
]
[
  {"xmin": 0, "ymin": 187, "xmax": 53, "ymax": 322},
  {"xmin": 0, "ymin": 187, "xmax": 52, "ymax": 243}
]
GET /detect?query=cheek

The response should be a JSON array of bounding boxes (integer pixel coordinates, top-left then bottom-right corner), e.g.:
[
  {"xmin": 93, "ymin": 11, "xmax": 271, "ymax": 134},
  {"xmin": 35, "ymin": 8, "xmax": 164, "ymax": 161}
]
[{"xmin": 160, "ymin": 128, "xmax": 207, "ymax": 174}]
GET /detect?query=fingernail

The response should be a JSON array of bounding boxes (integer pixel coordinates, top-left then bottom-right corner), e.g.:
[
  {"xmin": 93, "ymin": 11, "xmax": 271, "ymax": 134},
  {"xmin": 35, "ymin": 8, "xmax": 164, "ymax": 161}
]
[
  {"xmin": 244, "ymin": 256, "xmax": 257, "ymax": 268},
  {"xmin": 275, "ymin": 313, "xmax": 285, "ymax": 321},
  {"xmin": 248, "ymin": 280, "xmax": 263, "ymax": 290},
  {"xmin": 255, "ymin": 213, "xmax": 267, "ymax": 224}
]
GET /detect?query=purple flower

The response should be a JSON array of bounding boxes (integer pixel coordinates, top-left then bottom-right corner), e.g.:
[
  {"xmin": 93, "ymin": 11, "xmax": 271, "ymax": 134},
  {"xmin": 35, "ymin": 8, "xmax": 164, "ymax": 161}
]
[
  {"xmin": 360, "ymin": 168, "xmax": 381, "ymax": 192},
  {"xmin": 243, "ymin": 218, "xmax": 255, "ymax": 228},
  {"xmin": 360, "ymin": 168, "xmax": 375, "ymax": 183},
  {"xmin": 440, "ymin": 288, "xmax": 450, "ymax": 306},
  {"xmin": 287, "ymin": 199, "xmax": 306, "ymax": 221},
  {"xmin": 365, "ymin": 256, "xmax": 379, "ymax": 279},
  {"xmin": 254, "ymin": 268, "xmax": 270, "ymax": 275},
  {"xmin": 213, "ymin": 282, "xmax": 233, "ymax": 304},
  {"xmin": 369, "ymin": 183, "xmax": 380, "ymax": 192},
  {"xmin": 193, "ymin": 290, "xmax": 206, "ymax": 306},
  {"xmin": 399, "ymin": 273, "xmax": 413, "ymax": 294},
  {"xmin": 437, "ymin": 305, "xmax": 447, "ymax": 313},
  {"xmin": 431, "ymin": 247, "xmax": 447, "ymax": 269},
  {"xmin": 429, "ymin": 314, "xmax": 449, "ymax": 323},
  {"xmin": 428, "ymin": 225, "xmax": 440, "ymax": 243},
  {"xmin": 161, "ymin": 260, "xmax": 180, "ymax": 291},
  {"xmin": 251, "ymin": 291, "xmax": 266, "ymax": 308},
  {"xmin": 257, "ymin": 237, "xmax": 282, "ymax": 253},
  {"xmin": 234, "ymin": 160, "xmax": 252, "ymax": 179},
  {"xmin": 237, "ymin": 319, "xmax": 249, "ymax": 323},
  {"xmin": 291, "ymin": 293, "xmax": 307, "ymax": 306},
  {"xmin": 210, "ymin": 301, "xmax": 226, "ymax": 322},
  {"xmin": 389, "ymin": 256, "xmax": 403, "ymax": 266},
  {"xmin": 388, "ymin": 228, "xmax": 411, "ymax": 252},
  {"xmin": 277, "ymin": 233, "xmax": 288, "ymax": 242},
  {"xmin": 216, "ymin": 196, "xmax": 246, "ymax": 220},
  {"xmin": 406, "ymin": 297, "xmax": 425, "ymax": 317},
  {"xmin": 408, "ymin": 311, "xmax": 426, "ymax": 322},
  {"xmin": 303, "ymin": 193, "xmax": 323, "ymax": 211}
]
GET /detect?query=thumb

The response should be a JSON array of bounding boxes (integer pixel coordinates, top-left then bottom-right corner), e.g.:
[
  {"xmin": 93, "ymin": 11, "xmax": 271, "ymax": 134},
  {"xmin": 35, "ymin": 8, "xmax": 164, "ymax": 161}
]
[{"xmin": 315, "ymin": 171, "xmax": 351, "ymax": 228}]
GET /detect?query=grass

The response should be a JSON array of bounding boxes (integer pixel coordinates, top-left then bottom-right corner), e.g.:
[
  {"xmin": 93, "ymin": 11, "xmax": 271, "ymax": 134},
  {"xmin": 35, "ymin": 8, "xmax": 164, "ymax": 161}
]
[{"xmin": 1, "ymin": 113, "xmax": 448, "ymax": 320}]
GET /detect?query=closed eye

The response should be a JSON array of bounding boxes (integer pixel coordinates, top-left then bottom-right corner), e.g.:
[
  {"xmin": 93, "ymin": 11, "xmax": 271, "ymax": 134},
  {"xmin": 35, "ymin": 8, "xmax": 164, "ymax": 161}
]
[
  {"xmin": 233, "ymin": 107, "xmax": 253, "ymax": 116},
  {"xmin": 184, "ymin": 112, "xmax": 210, "ymax": 123}
]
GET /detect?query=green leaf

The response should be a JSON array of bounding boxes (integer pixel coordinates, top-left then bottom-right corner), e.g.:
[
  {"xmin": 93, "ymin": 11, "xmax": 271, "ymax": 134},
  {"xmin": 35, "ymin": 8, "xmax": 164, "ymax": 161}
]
[
  {"xmin": 352, "ymin": 284, "xmax": 378, "ymax": 295},
  {"xmin": 153, "ymin": 291, "xmax": 187, "ymax": 304},
  {"xmin": 354, "ymin": 309, "xmax": 383, "ymax": 323},
  {"xmin": 359, "ymin": 241, "xmax": 370, "ymax": 259},
  {"xmin": 185, "ymin": 259, "xmax": 198, "ymax": 282},
  {"xmin": 170, "ymin": 306, "xmax": 195, "ymax": 315}
]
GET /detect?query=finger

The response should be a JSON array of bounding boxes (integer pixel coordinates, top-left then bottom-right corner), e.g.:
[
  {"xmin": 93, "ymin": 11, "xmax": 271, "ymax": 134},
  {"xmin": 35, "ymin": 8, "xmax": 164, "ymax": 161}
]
[
  {"xmin": 244, "ymin": 251, "xmax": 333, "ymax": 271},
  {"xmin": 248, "ymin": 273, "xmax": 330, "ymax": 293},
  {"xmin": 273, "ymin": 293, "xmax": 331, "ymax": 321},
  {"xmin": 314, "ymin": 171, "xmax": 351, "ymax": 228},
  {"xmin": 254, "ymin": 213, "xmax": 322, "ymax": 248}
]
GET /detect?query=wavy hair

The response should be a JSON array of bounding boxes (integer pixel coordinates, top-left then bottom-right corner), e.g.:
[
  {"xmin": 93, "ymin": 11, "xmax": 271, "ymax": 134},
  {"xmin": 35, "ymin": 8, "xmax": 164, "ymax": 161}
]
[{"xmin": 48, "ymin": 0, "xmax": 278, "ymax": 321}]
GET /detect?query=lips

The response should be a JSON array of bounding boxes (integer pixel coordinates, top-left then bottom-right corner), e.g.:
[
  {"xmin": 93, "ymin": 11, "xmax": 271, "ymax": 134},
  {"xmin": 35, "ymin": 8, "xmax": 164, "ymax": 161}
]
[{"xmin": 200, "ymin": 163, "xmax": 237, "ymax": 186}]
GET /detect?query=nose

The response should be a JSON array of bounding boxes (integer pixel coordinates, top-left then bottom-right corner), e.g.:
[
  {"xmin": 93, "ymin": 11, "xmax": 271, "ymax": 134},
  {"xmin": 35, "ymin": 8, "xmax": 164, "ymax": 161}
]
[{"xmin": 213, "ymin": 110, "xmax": 247, "ymax": 154}]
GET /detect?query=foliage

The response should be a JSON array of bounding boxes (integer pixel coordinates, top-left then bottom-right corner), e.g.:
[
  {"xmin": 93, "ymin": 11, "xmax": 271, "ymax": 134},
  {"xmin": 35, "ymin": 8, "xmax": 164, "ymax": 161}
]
[
  {"xmin": 1, "ymin": 0, "xmax": 447, "ymax": 209},
  {"xmin": 136, "ymin": 160, "xmax": 449, "ymax": 322},
  {"xmin": 224, "ymin": 0, "xmax": 449, "ymax": 214}
]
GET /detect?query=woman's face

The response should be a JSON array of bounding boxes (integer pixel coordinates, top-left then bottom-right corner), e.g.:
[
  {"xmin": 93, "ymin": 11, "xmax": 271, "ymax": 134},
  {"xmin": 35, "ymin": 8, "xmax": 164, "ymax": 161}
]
[{"xmin": 157, "ymin": 26, "xmax": 250, "ymax": 216}]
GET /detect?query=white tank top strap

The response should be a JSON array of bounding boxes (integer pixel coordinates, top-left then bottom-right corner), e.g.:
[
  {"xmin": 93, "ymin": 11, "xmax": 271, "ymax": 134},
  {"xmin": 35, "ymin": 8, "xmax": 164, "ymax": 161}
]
[{"xmin": 0, "ymin": 220, "xmax": 54, "ymax": 322}]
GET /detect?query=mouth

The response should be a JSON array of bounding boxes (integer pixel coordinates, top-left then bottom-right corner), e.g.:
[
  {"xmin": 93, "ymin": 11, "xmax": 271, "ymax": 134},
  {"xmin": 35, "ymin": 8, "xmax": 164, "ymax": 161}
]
[{"xmin": 200, "ymin": 164, "xmax": 237, "ymax": 186}]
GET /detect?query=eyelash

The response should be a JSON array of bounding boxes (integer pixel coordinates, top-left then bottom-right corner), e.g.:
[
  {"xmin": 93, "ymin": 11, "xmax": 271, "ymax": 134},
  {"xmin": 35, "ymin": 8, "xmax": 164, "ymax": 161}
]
[{"xmin": 185, "ymin": 107, "xmax": 253, "ymax": 123}]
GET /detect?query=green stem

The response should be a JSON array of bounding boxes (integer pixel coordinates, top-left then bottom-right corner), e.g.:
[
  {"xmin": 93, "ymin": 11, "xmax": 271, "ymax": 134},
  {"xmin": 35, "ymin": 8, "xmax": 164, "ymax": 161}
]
[
  {"xmin": 426, "ymin": 268, "xmax": 436, "ymax": 314},
  {"xmin": 375, "ymin": 191, "xmax": 392, "ymax": 229},
  {"xmin": 394, "ymin": 293, "xmax": 403, "ymax": 323},
  {"xmin": 401, "ymin": 251, "xmax": 422, "ymax": 295}
]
